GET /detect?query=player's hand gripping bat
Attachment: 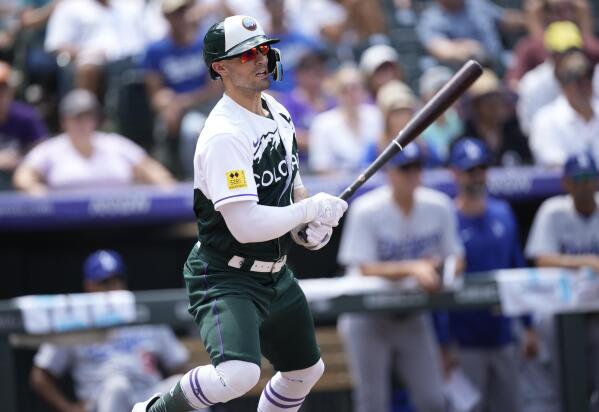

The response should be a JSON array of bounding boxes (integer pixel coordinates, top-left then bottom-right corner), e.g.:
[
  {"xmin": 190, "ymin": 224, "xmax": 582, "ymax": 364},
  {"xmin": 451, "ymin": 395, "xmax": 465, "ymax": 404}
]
[{"xmin": 298, "ymin": 59, "xmax": 483, "ymax": 242}]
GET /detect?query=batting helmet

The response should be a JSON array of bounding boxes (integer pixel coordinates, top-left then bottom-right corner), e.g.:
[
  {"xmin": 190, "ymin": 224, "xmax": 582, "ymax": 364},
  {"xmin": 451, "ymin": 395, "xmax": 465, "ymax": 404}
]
[{"xmin": 203, "ymin": 15, "xmax": 283, "ymax": 81}]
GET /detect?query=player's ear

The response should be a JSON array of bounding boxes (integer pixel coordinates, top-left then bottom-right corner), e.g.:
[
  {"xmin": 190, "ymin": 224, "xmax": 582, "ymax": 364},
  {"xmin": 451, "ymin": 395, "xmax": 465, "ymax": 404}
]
[{"xmin": 212, "ymin": 61, "xmax": 228, "ymax": 78}]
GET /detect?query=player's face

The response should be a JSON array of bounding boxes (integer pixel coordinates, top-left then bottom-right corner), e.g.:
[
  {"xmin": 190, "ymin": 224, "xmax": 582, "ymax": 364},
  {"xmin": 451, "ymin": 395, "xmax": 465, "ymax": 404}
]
[
  {"xmin": 456, "ymin": 165, "xmax": 488, "ymax": 197},
  {"xmin": 388, "ymin": 162, "xmax": 422, "ymax": 199},
  {"xmin": 85, "ymin": 276, "xmax": 127, "ymax": 293},
  {"xmin": 63, "ymin": 111, "xmax": 97, "ymax": 139},
  {"xmin": 386, "ymin": 108, "xmax": 413, "ymax": 136},
  {"xmin": 564, "ymin": 174, "xmax": 599, "ymax": 203},
  {"xmin": 219, "ymin": 44, "xmax": 271, "ymax": 92}
]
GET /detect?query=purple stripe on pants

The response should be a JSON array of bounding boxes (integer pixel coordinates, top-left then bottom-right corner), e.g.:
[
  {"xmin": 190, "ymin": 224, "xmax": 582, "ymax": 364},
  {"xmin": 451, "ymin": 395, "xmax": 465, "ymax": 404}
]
[
  {"xmin": 268, "ymin": 380, "xmax": 306, "ymax": 403},
  {"xmin": 264, "ymin": 385, "xmax": 304, "ymax": 409},
  {"xmin": 191, "ymin": 367, "xmax": 214, "ymax": 406},
  {"xmin": 212, "ymin": 299, "xmax": 226, "ymax": 362}
]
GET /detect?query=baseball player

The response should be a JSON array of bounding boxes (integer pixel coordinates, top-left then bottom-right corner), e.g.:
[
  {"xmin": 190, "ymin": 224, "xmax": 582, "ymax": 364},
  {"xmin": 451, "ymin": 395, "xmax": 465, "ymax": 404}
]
[
  {"xmin": 337, "ymin": 144, "xmax": 464, "ymax": 412},
  {"xmin": 133, "ymin": 15, "xmax": 348, "ymax": 412},
  {"xmin": 446, "ymin": 138, "xmax": 538, "ymax": 412}
]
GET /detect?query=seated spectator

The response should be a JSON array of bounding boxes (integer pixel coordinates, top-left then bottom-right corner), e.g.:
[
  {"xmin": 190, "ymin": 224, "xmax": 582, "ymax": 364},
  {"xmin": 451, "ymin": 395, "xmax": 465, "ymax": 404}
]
[
  {"xmin": 419, "ymin": 65, "xmax": 463, "ymax": 163},
  {"xmin": 263, "ymin": 0, "xmax": 323, "ymax": 95},
  {"xmin": 529, "ymin": 50, "xmax": 599, "ymax": 167},
  {"xmin": 416, "ymin": 0, "xmax": 525, "ymax": 70},
  {"xmin": 44, "ymin": 0, "xmax": 152, "ymax": 96},
  {"xmin": 0, "ymin": 62, "xmax": 48, "ymax": 190},
  {"xmin": 12, "ymin": 89, "xmax": 174, "ymax": 194},
  {"xmin": 308, "ymin": 65, "xmax": 382, "ymax": 173},
  {"xmin": 366, "ymin": 79, "xmax": 441, "ymax": 167},
  {"xmin": 142, "ymin": 0, "xmax": 220, "ymax": 179},
  {"xmin": 359, "ymin": 44, "xmax": 404, "ymax": 100},
  {"xmin": 280, "ymin": 49, "xmax": 336, "ymax": 160},
  {"xmin": 507, "ymin": 0, "xmax": 599, "ymax": 89},
  {"xmin": 285, "ymin": 0, "xmax": 348, "ymax": 47},
  {"xmin": 459, "ymin": 69, "xmax": 532, "ymax": 167},
  {"xmin": 526, "ymin": 152, "xmax": 599, "ymax": 271},
  {"xmin": 30, "ymin": 249, "xmax": 194, "ymax": 412},
  {"xmin": 517, "ymin": 21, "xmax": 599, "ymax": 134},
  {"xmin": 341, "ymin": 0, "xmax": 388, "ymax": 46}
]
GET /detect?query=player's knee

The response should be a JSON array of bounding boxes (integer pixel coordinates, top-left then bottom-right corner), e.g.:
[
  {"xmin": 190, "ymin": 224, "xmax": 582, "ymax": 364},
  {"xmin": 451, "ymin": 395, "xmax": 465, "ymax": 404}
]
[
  {"xmin": 281, "ymin": 358, "xmax": 325, "ymax": 387},
  {"xmin": 217, "ymin": 360, "xmax": 261, "ymax": 397}
]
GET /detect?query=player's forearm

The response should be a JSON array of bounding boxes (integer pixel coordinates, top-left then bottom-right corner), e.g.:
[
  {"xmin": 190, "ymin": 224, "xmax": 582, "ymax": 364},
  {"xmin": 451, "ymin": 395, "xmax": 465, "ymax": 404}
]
[
  {"xmin": 12, "ymin": 166, "xmax": 47, "ymax": 195},
  {"xmin": 359, "ymin": 260, "xmax": 424, "ymax": 279},
  {"xmin": 219, "ymin": 201, "xmax": 309, "ymax": 244},
  {"xmin": 30, "ymin": 367, "xmax": 78, "ymax": 412},
  {"xmin": 536, "ymin": 254, "xmax": 599, "ymax": 270}
]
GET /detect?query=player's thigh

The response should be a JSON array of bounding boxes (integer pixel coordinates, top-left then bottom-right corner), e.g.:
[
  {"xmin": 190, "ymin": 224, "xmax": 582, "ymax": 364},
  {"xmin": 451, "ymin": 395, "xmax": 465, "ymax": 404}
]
[
  {"xmin": 195, "ymin": 295, "xmax": 263, "ymax": 367},
  {"xmin": 489, "ymin": 346, "xmax": 521, "ymax": 412},
  {"xmin": 260, "ymin": 271, "xmax": 320, "ymax": 372}
]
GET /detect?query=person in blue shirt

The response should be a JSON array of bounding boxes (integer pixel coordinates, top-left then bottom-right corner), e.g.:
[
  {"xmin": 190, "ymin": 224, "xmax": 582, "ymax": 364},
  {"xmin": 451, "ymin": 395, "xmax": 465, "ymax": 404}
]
[
  {"xmin": 141, "ymin": 0, "xmax": 221, "ymax": 178},
  {"xmin": 445, "ymin": 138, "xmax": 538, "ymax": 412}
]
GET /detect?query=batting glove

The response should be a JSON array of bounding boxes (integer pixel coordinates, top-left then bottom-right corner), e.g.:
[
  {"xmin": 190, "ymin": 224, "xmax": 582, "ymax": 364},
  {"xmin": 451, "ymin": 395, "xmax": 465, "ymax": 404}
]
[
  {"xmin": 300, "ymin": 193, "xmax": 348, "ymax": 227},
  {"xmin": 291, "ymin": 221, "xmax": 333, "ymax": 250}
]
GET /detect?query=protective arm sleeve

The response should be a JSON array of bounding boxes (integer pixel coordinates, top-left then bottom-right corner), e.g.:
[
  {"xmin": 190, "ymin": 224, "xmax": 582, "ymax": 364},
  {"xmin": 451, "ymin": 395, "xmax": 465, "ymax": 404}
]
[{"xmin": 219, "ymin": 200, "xmax": 308, "ymax": 244}]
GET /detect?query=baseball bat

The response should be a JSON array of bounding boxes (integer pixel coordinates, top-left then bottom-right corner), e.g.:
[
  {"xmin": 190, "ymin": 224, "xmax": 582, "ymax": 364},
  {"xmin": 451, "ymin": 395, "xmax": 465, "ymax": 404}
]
[{"xmin": 298, "ymin": 59, "xmax": 483, "ymax": 242}]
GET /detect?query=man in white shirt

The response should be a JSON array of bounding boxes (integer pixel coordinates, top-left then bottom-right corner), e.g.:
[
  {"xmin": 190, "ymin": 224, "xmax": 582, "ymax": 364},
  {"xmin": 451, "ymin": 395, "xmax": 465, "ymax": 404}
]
[{"xmin": 529, "ymin": 49, "xmax": 599, "ymax": 167}]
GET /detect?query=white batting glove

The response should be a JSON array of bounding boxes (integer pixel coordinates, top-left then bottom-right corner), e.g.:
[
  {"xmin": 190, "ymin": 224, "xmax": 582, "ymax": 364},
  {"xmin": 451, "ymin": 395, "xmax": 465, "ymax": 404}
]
[
  {"xmin": 291, "ymin": 221, "xmax": 333, "ymax": 250},
  {"xmin": 300, "ymin": 193, "xmax": 348, "ymax": 227}
]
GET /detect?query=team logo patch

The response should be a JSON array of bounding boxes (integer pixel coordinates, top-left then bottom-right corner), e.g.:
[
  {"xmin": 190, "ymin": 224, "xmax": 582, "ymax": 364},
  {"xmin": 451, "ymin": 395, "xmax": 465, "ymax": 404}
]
[
  {"xmin": 226, "ymin": 170, "xmax": 248, "ymax": 190},
  {"xmin": 242, "ymin": 17, "xmax": 257, "ymax": 31}
]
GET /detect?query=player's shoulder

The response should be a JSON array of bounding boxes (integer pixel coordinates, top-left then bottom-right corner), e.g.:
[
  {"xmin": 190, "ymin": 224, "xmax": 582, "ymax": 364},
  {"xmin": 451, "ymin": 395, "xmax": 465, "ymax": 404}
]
[
  {"xmin": 486, "ymin": 197, "xmax": 513, "ymax": 215},
  {"xmin": 200, "ymin": 97, "xmax": 248, "ymax": 143},
  {"xmin": 537, "ymin": 194, "xmax": 574, "ymax": 217},
  {"xmin": 415, "ymin": 187, "xmax": 454, "ymax": 210},
  {"xmin": 351, "ymin": 186, "xmax": 392, "ymax": 213}
]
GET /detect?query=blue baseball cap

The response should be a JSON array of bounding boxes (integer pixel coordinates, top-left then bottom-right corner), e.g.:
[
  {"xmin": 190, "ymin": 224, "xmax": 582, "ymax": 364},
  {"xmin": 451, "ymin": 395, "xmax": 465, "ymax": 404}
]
[
  {"xmin": 387, "ymin": 143, "xmax": 424, "ymax": 168},
  {"xmin": 563, "ymin": 152, "xmax": 598, "ymax": 179},
  {"xmin": 83, "ymin": 250, "xmax": 126, "ymax": 282},
  {"xmin": 449, "ymin": 138, "xmax": 491, "ymax": 171}
]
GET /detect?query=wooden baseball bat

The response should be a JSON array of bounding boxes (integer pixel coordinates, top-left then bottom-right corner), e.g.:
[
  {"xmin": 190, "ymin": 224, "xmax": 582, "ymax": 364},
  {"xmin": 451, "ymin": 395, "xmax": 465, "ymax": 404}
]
[{"xmin": 298, "ymin": 59, "xmax": 483, "ymax": 241}]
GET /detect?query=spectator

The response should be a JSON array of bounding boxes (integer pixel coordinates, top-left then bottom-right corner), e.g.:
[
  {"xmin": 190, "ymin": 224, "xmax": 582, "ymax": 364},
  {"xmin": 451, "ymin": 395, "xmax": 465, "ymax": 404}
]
[
  {"xmin": 0, "ymin": 62, "xmax": 48, "ymax": 190},
  {"xmin": 526, "ymin": 152, "xmax": 599, "ymax": 272},
  {"xmin": 0, "ymin": 0, "xmax": 21, "ymax": 60},
  {"xmin": 529, "ymin": 50, "xmax": 599, "ymax": 167},
  {"xmin": 445, "ymin": 138, "xmax": 538, "ymax": 412},
  {"xmin": 516, "ymin": 21, "xmax": 599, "ymax": 134},
  {"xmin": 263, "ymin": 0, "xmax": 323, "ymax": 95},
  {"xmin": 416, "ymin": 0, "xmax": 525, "ymax": 70},
  {"xmin": 44, "ymin": 0, "xmax": 152, "ymax": 96},
  {"xmin": 280, "ymin": 49, "xmax": 335, "ymax": 160},
  {"xmin": 338, "ymin": 144, "xmax": 464, "ymax": 412},
  {"xmin": 507, "ymin": 0, "xmax": 599, "ymax": 88},
  {"xmin": 142, "ymin": 0, "xmax": 220, "ymax": 179},
  {"xmin": 341, "ymin": 0, "xmax": 388, "ymax": 46},
  {"xmin": 30, "ymin": 249, "xmax": 194, "ymax": 412},
  {"xmin": 419, "ymin": 65, "xmax": 463, "ymax": 163},
  {"xmin": 12, "ymin": 89, "xmax": 174, "ymax": 195},
  {"xmin": 308, "ymin": 65, "xmax": 382, "ymax": 173},
  {"xmin": 459, "ymin": 69, "xmax": 532, "ymax": 167},
  {"xmin": 359, "ymin": 44, "xmax": 404, "ymax": 99},
  {"xmin": 366, "ymin": 79, "xmax": 442, "ymax": 167},
  {"xmin": 286, "ymin": 0, "xmax": 348, "ymax": 47}
]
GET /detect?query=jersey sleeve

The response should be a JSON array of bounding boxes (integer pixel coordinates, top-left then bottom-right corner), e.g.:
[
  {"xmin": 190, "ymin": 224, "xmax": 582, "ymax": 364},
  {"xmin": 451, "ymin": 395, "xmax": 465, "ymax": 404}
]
[
  {"xmin": 33, "ymin": 343, "xmax": 72, "ymax": 377},
  {"xmin": 111, "ymin": 134, "xmax": 146, "ymax": 165},
  {"xmin": 338, "ymin": 202, "xmax": 378, "ymax": 266},
  {"xmin": 525, "ymin": 200, "xmax": 559, "ymax": 258},
  {"xmin": 197, "ymin": 133, "xmax": 258, "ymax": 209},
  {"xmin": 440, "ymin": 202, "xmax": 464, "ymax": 258}
]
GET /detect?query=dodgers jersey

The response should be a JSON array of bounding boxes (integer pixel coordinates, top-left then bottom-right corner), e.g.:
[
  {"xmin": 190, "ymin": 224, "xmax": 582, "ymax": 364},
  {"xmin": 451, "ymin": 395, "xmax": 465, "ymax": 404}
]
[
  {"xmin": 526, "ymin": 193, "xmax": 599, "ymax": 257},
  {"xmin": 338, "ymin": 186, "xmax": 464, "ymax": 266},
  {"xmin": 193, "ymin": 92, "xmax": 300, "ymax": 260}
]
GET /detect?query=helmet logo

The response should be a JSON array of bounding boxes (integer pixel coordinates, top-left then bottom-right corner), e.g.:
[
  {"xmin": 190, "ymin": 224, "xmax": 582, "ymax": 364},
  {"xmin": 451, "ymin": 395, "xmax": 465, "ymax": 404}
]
[{"xmin": 242, "ymin": 17, "xmax": 257, "ymax": 31}]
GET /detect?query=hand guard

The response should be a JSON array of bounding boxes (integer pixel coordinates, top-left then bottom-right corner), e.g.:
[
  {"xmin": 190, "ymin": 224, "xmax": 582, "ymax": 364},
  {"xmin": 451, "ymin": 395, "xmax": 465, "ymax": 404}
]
[{"xmin": 291, "ymin": 221, "xmax": 333, "ymax": 250}]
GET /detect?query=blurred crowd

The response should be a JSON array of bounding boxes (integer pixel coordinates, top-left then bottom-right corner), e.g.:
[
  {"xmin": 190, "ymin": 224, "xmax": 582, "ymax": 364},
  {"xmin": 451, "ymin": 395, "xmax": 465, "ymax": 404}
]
[{"xmin": 0, "ymin": 0, "xmax": 597, "ymax": 192}]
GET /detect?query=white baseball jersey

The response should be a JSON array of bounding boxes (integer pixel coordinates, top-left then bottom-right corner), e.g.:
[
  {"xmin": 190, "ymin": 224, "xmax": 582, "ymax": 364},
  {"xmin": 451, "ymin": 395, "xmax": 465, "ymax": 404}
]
[
  {"xmin": 34, "ymin": 325, "xmax": 188, "ymax": 403},
  {"xmin": 338, "ymin": 186, "xmax": 464, "ymax": 267},
  {"xmin": 525, "ymin": 193, "xmax": 599, "ymax": 257}
]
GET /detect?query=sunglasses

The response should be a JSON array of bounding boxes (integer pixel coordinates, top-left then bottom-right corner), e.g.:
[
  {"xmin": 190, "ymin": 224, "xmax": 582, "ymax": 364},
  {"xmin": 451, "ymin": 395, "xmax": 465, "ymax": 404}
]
[{"xmin": 239, "ymin": 44, "xmax": 270, "ymax": 64}]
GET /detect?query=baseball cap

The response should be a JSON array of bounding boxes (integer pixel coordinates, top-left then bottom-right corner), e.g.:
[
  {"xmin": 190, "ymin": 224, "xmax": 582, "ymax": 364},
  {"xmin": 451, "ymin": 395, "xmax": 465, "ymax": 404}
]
[
  {"xmin": 419, "ymin": 66, "xmax": 453, "ymax": 98},
  {"xmin": 359, "ymin": 44, "xmax": 399, "ymax": 77},
  {"xmin": 376, "ymin": 80, "xmax": 416, "ymax": 117},
  {"xmin": 467, "ymin": 69, "xmax": 501, "ymax": 99},
  {"xmin": 544, "ymin": 21, "xmax": 583, "ymax": 54},
  {"xmin": 83, "ymin": 250, "xmax": 126, "ymax": 282},
  {"xmin": 449, "ymin": 138, "xmax": 491, "ymax": 171},
  {"xmin": 60, "ymin": 89, "xmax": 99, "ymax": 118},
  {"xmin": 563, "ymin": 152, "xmax": 598, "ymax": 179},
  {"xmin": 162, "ymin": 0, "xmax": 192, "ymax": 14},
  {"xmin": 387, "ymin": 143, "xmax": 424, "ymax": 168}
]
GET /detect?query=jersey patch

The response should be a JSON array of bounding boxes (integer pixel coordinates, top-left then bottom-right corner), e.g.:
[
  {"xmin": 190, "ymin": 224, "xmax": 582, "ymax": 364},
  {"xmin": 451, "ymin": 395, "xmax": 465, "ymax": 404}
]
[{"xmin": 226, "ymin": 170, "xmax": 248, "ymax": 190}]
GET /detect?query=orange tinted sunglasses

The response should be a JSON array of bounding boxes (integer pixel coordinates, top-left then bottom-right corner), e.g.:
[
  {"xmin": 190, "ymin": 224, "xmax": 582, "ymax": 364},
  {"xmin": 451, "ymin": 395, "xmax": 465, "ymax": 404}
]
[{"xmin": 239, "ymin": 44, "xmax": 270, "ymax": 64}]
